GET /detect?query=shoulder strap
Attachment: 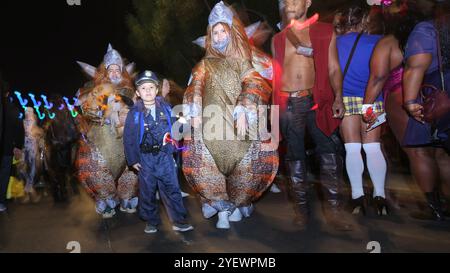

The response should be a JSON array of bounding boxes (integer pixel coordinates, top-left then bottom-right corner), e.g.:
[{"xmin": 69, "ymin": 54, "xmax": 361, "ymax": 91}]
[{"xmin": 343, "ymin": 32, "xmax": 363, "ymax": 79}]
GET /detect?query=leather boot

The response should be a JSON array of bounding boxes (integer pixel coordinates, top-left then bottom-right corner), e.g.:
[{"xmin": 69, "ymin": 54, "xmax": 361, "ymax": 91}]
[
  {"xmin": 319, "ymin": 154, "xmax": 353, "ymax": 231},
  {"xmin": 286, "ymin": 160, "xmax": 309, "ymax": 230}
]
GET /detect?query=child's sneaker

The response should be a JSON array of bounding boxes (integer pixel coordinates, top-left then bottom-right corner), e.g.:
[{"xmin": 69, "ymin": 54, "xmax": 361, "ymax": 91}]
[
  {"xmin": 102, "ymin": 208, "xmax": 116, "ymax": 219},
  {"xmin": 181, "ymin": 191, "xmax": 190, "ymax": 198},
  {"xmin": 172, "ymin": 222, "xmax": 194, "ymax": 232},
  {"xmin": 120, "ymin": 206, "xmax": 137, "ymax": 214},
  {"xmin": 126, "ymin": 207, "xmax": 137, "ymax": 214},
  {"xmin": 144, "ymin": 224, "xmax": 158, "ymax": 234}
]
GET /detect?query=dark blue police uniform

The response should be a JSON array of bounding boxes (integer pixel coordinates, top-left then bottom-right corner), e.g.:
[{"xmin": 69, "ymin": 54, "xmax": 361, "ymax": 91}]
[{"xmin": 124, "ymin": 97, "xmax": 188, "ymax": 226}]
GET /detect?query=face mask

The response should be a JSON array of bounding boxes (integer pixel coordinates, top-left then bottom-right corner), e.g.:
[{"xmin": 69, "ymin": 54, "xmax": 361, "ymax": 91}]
[
  {"xmin": 212, "ymin": 36, "xmax": 230, "ymax": 53},
  {"xmin": 110, "ymin": 76, "xmax": 123, "ymax": 85}
]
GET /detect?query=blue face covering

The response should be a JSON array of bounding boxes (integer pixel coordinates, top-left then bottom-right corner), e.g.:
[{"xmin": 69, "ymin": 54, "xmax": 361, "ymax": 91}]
[{"xmin": 212, "ymin": 36, "xmax": 230, "ymax": 54}]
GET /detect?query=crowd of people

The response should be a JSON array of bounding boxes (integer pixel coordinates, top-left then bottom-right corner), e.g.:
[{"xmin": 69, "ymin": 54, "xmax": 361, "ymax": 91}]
[{"xmin": 0, "ymin": 0, "xmax": 449, "ymax": 235}]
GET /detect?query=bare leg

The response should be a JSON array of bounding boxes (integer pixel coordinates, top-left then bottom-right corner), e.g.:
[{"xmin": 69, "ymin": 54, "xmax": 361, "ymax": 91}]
[{"xmin": 435, "ymin": 147, "xmax": 450, "ymax": 195}]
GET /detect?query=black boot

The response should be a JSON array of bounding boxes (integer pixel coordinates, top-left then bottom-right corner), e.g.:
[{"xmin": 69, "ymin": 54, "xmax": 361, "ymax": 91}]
[
  {"xmin": 287, "ymin": 160, "xmax": 309, "ymax": 230},
  {"xmin": 373, "ymin": 196, "xmax": 389, "ymax": 216},
  {"xmin": 425, "ymin": 192, "xmax": 445, "ymax": 221},
  {"xmin": 319, "ymin": 154, "xmax": 353, "ymax": 231}
]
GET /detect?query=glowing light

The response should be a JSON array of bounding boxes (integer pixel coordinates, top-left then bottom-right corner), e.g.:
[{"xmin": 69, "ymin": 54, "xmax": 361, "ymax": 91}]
[
  {"xmin": 13, "ymin": 91, "xmax": 81, "ymax": 120},
  {"xmin": 28, "ymin": 93, "xmax": 42, "ymax": 107},
  {"xmin": 41, "ymin": 95, "xmax": 54, "ymax": 110},
  {"xmin": 34, "ymin": 106, "xmax": 46, "ymax": 120},
  {"xmin": 288, "ymin": 13, "xmax": 319, "ymax": 31},
  {"xmin": 310, "ymin": 104, "xmax": 319, "ymax": 111},
  {"xmin": 45, "ymin": 109, "xmax": 56, "ymax": 120},
  {"xmin": 63, "ymin": 97, "xmax": 79, "ymax": 118},
  {"xmin": 14, "ymin": 91, "xmax": 28, "ymax": 106}
]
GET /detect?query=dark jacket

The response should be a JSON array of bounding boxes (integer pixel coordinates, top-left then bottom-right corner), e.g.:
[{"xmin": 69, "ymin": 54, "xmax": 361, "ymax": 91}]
[
  {"xmin": 1, "ymin": 97, "xmax": 25, "ymax": 156},
  {"xmin": 123, "ymin": 97, "xmax": 176, "ymax": 166}
]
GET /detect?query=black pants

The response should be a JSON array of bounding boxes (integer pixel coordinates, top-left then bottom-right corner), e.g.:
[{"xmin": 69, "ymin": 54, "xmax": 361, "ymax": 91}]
[
  {"xmin": 0, "ymin": 156, "xmax": 13, "ymax": 204},
  {"xmin": 281, "ymin": 96, "xmax": 337, "ymax": 161}
]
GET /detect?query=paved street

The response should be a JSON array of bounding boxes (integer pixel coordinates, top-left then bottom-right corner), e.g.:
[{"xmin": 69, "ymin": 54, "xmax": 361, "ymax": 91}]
[{"xmin": 1, "ymin": 169, "xmax": 449, "ymax": 253}]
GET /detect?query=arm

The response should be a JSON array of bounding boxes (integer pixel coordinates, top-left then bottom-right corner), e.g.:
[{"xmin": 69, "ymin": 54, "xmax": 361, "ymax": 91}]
[
  {"xmin": 364, "ymin": 38, "xmax": 392, "ymax": 104},
  {"xmin": 403, "ymin": 53, "xmax": 432, "ymax": 122},
  {"xmin": 363, "ymin": 37, "xmax": 392, "ymax": 123},
  {"xmin": 235, "ymin": 61, "xmax": 272, "ymax": 137},
  {"xmin": 184, "ymin": 60, "xmax": 206, "ymax": 129},
  {"xmin": 123, "ymin": 111, "xmax": 140, "ymax": 168},
  {"xmin": 328, "ymin": 31, "xmax": 345, "ymax": 119}
]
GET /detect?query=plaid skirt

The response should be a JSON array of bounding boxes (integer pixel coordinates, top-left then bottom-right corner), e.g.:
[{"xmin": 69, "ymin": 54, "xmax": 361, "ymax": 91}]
[{"xmin": 343, "ymin": 96, "xmax": 384, "ymax": 116}]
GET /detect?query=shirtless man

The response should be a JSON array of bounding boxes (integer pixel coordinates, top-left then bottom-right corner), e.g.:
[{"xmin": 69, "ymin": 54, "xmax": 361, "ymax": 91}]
[{"xmin": 272, "ymin": 0, "xmax": 351, "ymax": 231}]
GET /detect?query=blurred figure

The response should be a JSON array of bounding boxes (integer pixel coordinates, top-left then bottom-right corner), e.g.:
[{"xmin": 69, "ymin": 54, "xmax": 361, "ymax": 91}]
[
  {"xmin": 272, "ymin": 0, "xmax": 351, "ymax": 231},
  {"xmin": 401, "ymin": 0, "xmax": 450, "ymax": 220},
  {"xmin": 334, "ymin": 4, "xmax": 387, "ymax": 216},
  {"xmin": 42, "ymin": 96, "xmax": 81, "ymax": 202},
  {"xmin": 0, "ymin": 92, "xmax": 25, "ymax": 212},
  {"xmin": 21, "ymin": 107, "xmax": 45, "ymax": 204}
]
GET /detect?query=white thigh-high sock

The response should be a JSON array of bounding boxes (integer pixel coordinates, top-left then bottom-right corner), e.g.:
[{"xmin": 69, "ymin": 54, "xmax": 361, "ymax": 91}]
[
  {"xmin": 363, "ymin": 143, "xmax": 387, "ymax": 198},
  {"xmin": 345, "ymin": 143, "xmax": 365, "ymax": 199}
]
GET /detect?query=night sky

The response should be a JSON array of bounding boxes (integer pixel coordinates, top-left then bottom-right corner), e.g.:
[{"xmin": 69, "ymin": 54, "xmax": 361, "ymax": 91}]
[
  {"xmin": 0, "ymin": 0, "xmax": 350, "ymax": 97},
  {"xmin": 0, "ymin": 0, "xmax": 133, "ymax": 97}
]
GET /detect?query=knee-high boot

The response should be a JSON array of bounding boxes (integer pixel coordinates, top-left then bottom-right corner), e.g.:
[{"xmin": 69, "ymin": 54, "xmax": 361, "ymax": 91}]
[
  {"xmin": 287, "ymin": 160, "xmax": 309, "ymax": 229},
  {"xmin": 319, "ymin": 154, "xmax": 353, "ymax": 231}
]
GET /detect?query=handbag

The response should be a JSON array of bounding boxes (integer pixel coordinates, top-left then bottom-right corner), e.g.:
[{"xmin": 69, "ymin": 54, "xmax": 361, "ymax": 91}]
[{"xmin": 420, "ymin": 27, "xmax": 450, "ymax": 123}]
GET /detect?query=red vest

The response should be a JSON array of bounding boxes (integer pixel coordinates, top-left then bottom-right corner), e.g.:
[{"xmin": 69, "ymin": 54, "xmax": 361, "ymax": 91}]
[{"xmin": 272, "ymin": 22, "xmax": 341, "ymax": 137}]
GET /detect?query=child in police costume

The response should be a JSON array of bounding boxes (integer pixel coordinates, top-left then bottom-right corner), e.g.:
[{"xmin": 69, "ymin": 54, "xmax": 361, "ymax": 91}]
[{"xmin": 123, "ymin": 70, "xmax": 193, "ymax": 234}]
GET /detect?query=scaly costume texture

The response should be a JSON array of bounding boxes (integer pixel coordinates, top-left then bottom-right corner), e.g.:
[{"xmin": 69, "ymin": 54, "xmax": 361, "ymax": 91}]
[
  {"xmin": 182, "ymin": 2, "xmax": 278, "ymax": 219},
  {"xmin": 74, "ymin": 44, "xmax": 139, "ymax": 216}
]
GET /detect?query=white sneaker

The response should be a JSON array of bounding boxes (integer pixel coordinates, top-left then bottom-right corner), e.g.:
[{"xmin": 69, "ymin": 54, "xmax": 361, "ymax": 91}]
[
  {"xmin": 172, "ymin": 223, "xmax": 194, "ymax": 232},
  {"xmin": 216, "ymin": 211, "xmax": 231, "ymax": 229},
  {"xmin": 181, "ymin": 191, "xmax": 190, "ymax": 198},
  {"xmin": 228, "ymin": 208, "xmax": 243, "ymax": 222},
  {"xmin": 156, "ymin": 191, "xmax": 160, "ymax": 200},
  {"xmin": 202, "ymin": 203, "xmax": 218, "ymax": 219},
  {"xmin": 270, "ymin": 184, "xmax": 282, "ymax": 193},
  {"xmin": 102, "ymin": 209, "xmax": 116, "ymax": 219},
  {"xmin": 239, "ymin": 204, "xmax": 255, "ymax": 218},
  {"xmin": 126, "ymin": 207, "xmax": 137, "ymax": 214},
  {"xmin": 0, "ymin": 203, "xmax": 6, "ymax": 212},
  {"xmin": 120, "ymin": 206, "xmax": 137, "ymax": 214}
]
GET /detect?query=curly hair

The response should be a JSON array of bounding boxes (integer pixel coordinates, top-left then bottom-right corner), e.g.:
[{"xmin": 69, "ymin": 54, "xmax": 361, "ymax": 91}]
[{"xmin": 334, "ymin": 3, "xmax": 370, "ymax": 35}]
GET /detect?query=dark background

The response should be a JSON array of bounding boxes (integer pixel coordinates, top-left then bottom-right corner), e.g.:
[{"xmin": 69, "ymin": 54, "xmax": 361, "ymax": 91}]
[
  {"xmin": 0, "ymin": 0, "xmax": 133, "ymax": 97},
  {"xmin": 0, "ymin": 0, "xmax": 350, "ymax": 97}
]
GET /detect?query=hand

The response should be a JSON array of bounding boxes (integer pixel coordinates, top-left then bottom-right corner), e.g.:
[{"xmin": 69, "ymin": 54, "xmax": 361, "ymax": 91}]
[
  {"xmin": 236, "ymin": 113, "xmax": 248, "ymax": 138},
  {"xmin": 332, "ymin": 98, "xmax": 345, "ymax": 119},
  {"xmin": 404, "ymin": 103, "xmax": 424, "ymax": 122},
  {"xmin": 13, "ymin": 148, "xmax": 23, "ymax": 161},
  {"xmin": 191, "ymin": 116, "xmax": 202, "ymax": 129},
  {"xmin": 162, "ymin": 79, "xmax": 170, "ymax": 98},
  {"xmin": 132, "ymin": 163, "xmax": 142, "ymax": 172},
  {"xmin": 363, "ymin": 112, "xmax": 381, "ymax": 128}
]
